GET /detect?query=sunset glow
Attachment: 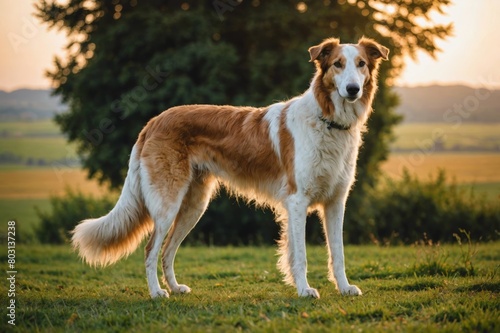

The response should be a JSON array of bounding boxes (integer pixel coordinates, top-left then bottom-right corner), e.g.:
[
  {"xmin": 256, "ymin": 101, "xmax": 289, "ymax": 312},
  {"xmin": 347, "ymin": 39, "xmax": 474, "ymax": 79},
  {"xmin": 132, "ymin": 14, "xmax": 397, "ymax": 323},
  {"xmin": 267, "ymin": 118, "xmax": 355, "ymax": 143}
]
[{"xmin": 0, "ymin": 1, "xmax": 499, "ymax": 91}]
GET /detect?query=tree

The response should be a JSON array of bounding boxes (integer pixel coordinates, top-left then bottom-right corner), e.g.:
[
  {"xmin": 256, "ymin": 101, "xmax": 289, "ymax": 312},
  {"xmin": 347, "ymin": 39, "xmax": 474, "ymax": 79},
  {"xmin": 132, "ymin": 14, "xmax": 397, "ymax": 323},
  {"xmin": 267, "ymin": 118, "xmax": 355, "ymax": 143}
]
[{"xmin": 36, "ymin": 0, "xmax": 452, "ymax": 244}]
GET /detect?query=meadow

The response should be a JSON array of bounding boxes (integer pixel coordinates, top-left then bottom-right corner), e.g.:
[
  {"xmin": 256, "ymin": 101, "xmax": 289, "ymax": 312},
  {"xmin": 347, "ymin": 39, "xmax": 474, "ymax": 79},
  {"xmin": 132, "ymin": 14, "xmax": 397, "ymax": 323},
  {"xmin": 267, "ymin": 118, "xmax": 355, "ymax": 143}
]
[
  {"xmin": 0, "ymin": 121, "xmax": 499, "ymax": 331},
  {"xmin": 381, "ymin": 153, "xmax": 500, "ymax": 200},
  {"xmin": 0, "ymin": 243, "xmax": 498, "ymax": 332},
  {"xmin": 391, "ymin": 123, "xmax": 500, "ymax": 152}
]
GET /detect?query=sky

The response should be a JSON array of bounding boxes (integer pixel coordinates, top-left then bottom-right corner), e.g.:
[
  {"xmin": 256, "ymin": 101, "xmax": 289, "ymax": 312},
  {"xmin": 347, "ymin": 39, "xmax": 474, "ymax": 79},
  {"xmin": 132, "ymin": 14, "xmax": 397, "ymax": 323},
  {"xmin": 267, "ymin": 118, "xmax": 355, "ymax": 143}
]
[{"xmin": 0, "ymin": 1, "xmax": 499, "ymax": 91}]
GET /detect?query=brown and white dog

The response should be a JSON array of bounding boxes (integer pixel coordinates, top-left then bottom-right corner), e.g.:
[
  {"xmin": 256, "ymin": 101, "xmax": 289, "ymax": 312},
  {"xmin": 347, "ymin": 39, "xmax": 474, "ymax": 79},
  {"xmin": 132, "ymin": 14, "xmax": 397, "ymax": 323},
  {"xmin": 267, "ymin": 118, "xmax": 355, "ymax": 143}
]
[{"xmin": 72, "ymin": 37, "xmax": 389, "ymax": 299}]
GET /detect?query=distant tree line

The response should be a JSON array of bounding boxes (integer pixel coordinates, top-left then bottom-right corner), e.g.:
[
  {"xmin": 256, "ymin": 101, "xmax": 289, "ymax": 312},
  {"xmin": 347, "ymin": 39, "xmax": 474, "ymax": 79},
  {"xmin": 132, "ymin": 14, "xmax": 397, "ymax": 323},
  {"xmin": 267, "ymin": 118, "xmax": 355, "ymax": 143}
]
[{"xmin": 0, "ymin": 152, "xmax": 79, "ymax": 167}]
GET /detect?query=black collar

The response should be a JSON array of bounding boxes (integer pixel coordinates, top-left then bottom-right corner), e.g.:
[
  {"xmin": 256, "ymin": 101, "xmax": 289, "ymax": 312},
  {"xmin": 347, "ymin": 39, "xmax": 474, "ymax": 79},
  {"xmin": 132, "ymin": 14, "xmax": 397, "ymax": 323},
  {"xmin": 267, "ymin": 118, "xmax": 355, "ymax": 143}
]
[{"xmin": 319, "ymin": 117, "xmax": 351, "ymax": 131}]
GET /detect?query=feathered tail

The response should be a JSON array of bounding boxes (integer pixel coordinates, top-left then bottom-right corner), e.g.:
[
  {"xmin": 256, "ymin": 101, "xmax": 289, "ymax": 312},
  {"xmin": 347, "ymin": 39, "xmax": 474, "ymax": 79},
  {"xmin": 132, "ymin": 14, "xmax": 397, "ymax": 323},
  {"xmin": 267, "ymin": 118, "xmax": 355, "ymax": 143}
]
[{"xmin": 71, "ymin": 144, "xmax": 153, "ymax": 266}]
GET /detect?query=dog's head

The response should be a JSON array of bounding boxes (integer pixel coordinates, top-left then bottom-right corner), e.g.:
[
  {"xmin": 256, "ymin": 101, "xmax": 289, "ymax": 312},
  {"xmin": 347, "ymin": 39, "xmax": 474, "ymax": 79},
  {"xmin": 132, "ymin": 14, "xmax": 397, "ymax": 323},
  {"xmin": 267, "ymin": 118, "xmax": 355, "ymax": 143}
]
[{"xmin": 309, "ymin": 37, "xmax": 389, "ymax": 104}]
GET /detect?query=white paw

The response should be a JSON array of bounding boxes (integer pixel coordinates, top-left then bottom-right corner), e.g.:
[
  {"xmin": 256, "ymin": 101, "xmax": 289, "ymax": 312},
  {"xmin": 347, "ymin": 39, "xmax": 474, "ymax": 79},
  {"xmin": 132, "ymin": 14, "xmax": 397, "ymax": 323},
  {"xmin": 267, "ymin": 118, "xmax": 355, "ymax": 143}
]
[
  {"xmin": 299, "ymin": 287, "xmax": 321, "ymax": 299},
  {"xmin": 340, "ymin": 285, "xmax": 362, "ymax": 296},
  {"xmin": 172, "ymin": 284, "xmax": 191, "ymax": 294},
  {"xmin": 151, "ymin": 289, "xmax": 169, "ymax": 298}
]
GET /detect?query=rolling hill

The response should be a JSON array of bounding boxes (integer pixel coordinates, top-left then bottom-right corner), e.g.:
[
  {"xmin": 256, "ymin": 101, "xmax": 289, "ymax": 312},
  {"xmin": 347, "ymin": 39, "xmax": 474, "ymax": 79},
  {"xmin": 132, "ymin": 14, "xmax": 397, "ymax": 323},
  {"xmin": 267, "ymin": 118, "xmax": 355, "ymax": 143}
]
[
  {"xmin": 0, "ymin": 85, "xmax": 499, "ymax": 122},
  {"xmin": 0, "ymin": 89, "xmax": 65, "ymax": 121},
  {"xmin": 394, "ymin": 85, "xmax": 500, "ymax": 123}
]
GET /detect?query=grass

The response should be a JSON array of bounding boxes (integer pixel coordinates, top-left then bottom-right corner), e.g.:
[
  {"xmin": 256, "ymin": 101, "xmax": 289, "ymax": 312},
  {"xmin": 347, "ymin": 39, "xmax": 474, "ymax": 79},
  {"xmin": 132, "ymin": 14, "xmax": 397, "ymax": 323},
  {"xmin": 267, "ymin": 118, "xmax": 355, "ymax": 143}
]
[
  {"xmin": 0, "ymin": 198, "xmax": 50, "ymax": 242},
  {"xmin": 0, "ymin": 120, "xmax": 77, "ymax": 163},
  {"xmin": 0, "ymin": 120, "xmax": 61, "ymax": 136},
  {"xmin": 0, "ymin": 167, "xmax": 108, "ymax": 243},
  {"xmin": 391, "ymin": 123, "xmax": 500, "ymax": 151},
  {"xmin": 0, "ymin": 137, "xmax": 77, "ymax": 161},
  {"xmin": 1, "ymin": 243, "xmax": 498, "ymax": 332},
  {"xmin": 457, "ymin": 182, "xmax": 500, "ymax": 202},
  {"xmin": 381, "ymin": 152, "xmax": 500, "ymax": 183},
  {"xmin": 0, "ymin": 168, "xmax": 105, "ymax": 199},
  {"xmin": 381, "ymin": 152, "xmax": 500, "ymax": 201}
]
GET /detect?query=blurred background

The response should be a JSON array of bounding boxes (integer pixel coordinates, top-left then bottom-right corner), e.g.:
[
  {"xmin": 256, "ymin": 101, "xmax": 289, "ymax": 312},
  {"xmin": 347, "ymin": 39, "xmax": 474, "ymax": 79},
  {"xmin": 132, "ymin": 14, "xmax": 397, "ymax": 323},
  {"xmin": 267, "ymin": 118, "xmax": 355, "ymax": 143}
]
[{"xmin": 0, "ymin": 0, "xmax": 499, "ymax": 245}]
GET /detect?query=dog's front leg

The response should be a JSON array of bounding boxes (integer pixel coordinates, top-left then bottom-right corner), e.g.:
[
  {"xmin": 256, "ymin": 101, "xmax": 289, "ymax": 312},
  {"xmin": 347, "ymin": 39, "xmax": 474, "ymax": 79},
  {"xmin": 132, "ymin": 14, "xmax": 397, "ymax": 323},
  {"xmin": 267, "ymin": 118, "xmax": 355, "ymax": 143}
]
[
  {"xmin": 323, "ymin": 194, "xmax": 362, "ymax": 296},
  {"xmin": 284, "ymin": 194, "xmax": 320, "ymax": 298}
]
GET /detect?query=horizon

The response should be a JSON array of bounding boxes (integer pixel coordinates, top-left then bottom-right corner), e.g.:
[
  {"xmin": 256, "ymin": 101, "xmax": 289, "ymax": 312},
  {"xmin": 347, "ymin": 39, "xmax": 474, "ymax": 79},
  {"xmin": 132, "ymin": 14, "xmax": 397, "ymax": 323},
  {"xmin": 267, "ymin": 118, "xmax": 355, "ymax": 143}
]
[
  {"xmin": 1, "ymin": 2, "xmax": 500, "ymax": 91},
  {"xmin": 3, "ymin": 82, "xmax": 499, "ymax": 94}
]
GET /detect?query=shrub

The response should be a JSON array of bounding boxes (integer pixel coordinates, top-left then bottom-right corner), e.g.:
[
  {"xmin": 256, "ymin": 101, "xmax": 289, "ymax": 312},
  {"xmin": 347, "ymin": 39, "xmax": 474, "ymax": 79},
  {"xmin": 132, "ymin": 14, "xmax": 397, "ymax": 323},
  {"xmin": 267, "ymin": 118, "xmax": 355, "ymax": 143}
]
[
  {"xmin": 35, "ymin": 170, "xmax": 500, "ymax": 245},
  {"xmin": 35, "ymin": 188, "xmax": 116, "ymax": 244},
  {"xmin": 367, "ymin": 169, "xmax": 500, "ymax": 244}
]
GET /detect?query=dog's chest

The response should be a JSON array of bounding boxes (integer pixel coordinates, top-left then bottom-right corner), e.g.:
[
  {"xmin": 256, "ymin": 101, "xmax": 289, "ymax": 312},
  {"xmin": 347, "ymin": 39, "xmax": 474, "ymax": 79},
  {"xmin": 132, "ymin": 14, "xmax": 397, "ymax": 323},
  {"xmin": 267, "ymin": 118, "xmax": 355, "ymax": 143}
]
[{"xmin": 295, "ymin": 130, "xmax": 359, "ymax": 200}]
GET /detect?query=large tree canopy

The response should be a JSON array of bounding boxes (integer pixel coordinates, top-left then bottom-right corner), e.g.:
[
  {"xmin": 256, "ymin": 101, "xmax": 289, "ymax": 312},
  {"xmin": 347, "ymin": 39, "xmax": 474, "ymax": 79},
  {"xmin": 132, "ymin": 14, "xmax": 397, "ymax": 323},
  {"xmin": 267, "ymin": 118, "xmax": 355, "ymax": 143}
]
[{"xmin": 36, "ymin": 0, "xmax": 452, "ymax": 244}]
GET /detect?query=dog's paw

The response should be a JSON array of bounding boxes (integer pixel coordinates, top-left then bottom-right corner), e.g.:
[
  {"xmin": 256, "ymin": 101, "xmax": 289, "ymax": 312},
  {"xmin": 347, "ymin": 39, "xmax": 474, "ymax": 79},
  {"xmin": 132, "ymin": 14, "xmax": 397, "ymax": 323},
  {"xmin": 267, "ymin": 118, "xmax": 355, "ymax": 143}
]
[
  {"xmin": 151, "ymin": 289, "xmax": 169, "ymax": 298},
  {"xmin": 340, "ymin": 285, "xmax": 362, "ymax": 296},
  {"xmin": 171, "ymin": 284, "xmax": 191, "ymax": 294},
  {"xmin": 299, "ymin": 287, "xmax": 320, "ymax": 299}
]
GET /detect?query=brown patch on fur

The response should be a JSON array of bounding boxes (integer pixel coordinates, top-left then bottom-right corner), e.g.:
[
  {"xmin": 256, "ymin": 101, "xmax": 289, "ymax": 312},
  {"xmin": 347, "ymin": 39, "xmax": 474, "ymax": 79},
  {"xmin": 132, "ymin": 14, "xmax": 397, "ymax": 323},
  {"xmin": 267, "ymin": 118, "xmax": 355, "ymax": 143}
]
[
  {"xmin": 308, "ymin": 38, "xmax": 340, "ymax": 71},
  {"xmin": 312, "ymin": 71, "xmax": 335, "ymax": 119},
  {"xmin": 356, "ymin": 37, "xmax": 389, "ymax": 107},
  {"xmin": 135, "ymin": 126, "xmax": 147, "ymax": 158},
  {"xmin": 309, "ymin": 38, "xmax": 341, "ymax": 119},
  {"xmin": 140, "ymin": 105, "xmax": 284, "ymax": 193},
  {"xmin": 279, "ymin": 103, "xmax": 297, "ymax": 194}
]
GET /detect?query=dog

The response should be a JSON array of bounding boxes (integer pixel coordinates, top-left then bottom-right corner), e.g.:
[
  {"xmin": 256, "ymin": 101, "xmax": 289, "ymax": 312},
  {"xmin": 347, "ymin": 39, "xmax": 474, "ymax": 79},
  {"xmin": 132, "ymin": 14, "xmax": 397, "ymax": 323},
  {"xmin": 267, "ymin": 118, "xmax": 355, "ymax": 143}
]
[{"xmin": 72, "ymin": 37, "xmax": 389, "ymax": 299}]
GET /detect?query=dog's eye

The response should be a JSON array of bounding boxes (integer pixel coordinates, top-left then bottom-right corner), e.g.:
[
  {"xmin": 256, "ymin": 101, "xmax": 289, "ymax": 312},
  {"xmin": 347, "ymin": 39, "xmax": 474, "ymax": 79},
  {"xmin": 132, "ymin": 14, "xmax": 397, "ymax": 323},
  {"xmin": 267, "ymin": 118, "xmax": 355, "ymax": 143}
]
[
  {"xmin": 358, "ymin": 60, "xmax": 366, "ymax": 67},
  {"xmin": 333, "ymin": 61, "xmax": 342, "ymax": 68}
]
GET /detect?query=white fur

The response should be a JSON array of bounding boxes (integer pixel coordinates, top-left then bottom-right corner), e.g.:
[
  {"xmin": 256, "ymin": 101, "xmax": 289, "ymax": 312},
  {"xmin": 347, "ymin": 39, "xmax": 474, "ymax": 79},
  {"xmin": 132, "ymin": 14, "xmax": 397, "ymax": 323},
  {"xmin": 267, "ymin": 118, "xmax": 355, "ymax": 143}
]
[
  {"xmin": 335, "ymin": 45, "xmax": 366, "ymax": 101},
  {"xmin": 274, "ymin": 87, "xmax": 364, "ymax": 298},
  {"xmin": 71, "ymin": 145, "xmax": 154, "ymax": 267},
  {"xmin": 264, "ymin": 102, "xmax": 284, "ymax": 161}
]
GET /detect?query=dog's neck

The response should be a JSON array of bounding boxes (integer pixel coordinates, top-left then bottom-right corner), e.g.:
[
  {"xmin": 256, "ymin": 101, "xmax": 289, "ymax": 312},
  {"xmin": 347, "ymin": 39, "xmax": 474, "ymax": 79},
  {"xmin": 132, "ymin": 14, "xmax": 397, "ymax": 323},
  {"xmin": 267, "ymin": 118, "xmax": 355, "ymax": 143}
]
[{"xmin": 318, "ymin": 116, "xmax": 352, "ymax": 131}]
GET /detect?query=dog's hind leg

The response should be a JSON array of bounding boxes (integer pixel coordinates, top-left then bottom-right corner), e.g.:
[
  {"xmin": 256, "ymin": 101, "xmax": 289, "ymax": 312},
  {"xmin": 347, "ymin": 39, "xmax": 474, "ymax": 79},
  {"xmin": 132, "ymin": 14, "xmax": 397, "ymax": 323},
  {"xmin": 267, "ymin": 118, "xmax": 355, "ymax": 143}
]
[
  {"xmin": 144, "ymin": 187, "xmax": 188, "ymax": 298},
  {"xmin": 142, "ymin": 147, "xmax": 192, "ymax": 298},
  {"xmin": 161, "ymin": 172, "xmax": 217, "ymax": 294}
]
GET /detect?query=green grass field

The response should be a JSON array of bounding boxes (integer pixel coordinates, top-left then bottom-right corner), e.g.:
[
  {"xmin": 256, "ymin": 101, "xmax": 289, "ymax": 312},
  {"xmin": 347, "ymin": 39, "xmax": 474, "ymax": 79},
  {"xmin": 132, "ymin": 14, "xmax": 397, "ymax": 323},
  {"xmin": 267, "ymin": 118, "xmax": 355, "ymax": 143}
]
[
  {"xmin": 0, "ymin": 121, "xmax": 498, "ymax": 331},
  {"xmin": 0, "ymin": 137, "xmax": 77, "ymax": 161},
  {"xmin": 0, "ymin": 198, "xmax": 50, "ymax": 242},
  {"xmin": 0, "ymin": 120, "xmax": 77, "ymax": 163},
  {"xmin": 0, "ymin": 243, "xmax": 498, "ymax": 332},
  {"xmin": 459, "ymin": 182, "xmax": 500, "ymax": 201},
  {"xmin": 0, "ymin": 120, "xmax": 61, "ymax": 136},
  {"xmin": 381, "ymin": 152, "xmax": 500, "ymax": 201},
  {"xmin": 391, "ymin": 123, "xmax": 500, "ymax": 151}
]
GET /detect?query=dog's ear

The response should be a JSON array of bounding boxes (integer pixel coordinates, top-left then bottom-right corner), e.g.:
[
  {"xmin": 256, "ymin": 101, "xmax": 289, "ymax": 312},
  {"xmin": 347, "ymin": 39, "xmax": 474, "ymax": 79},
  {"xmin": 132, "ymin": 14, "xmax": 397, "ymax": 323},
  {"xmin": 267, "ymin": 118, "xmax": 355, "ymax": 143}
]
[
  {"xmin": 358, "ymin": 37, "xmax": 389, "ymax": 61},
  {"xmin": 308, "ymin": 38, "xmax": 340, "ymax": 62}
]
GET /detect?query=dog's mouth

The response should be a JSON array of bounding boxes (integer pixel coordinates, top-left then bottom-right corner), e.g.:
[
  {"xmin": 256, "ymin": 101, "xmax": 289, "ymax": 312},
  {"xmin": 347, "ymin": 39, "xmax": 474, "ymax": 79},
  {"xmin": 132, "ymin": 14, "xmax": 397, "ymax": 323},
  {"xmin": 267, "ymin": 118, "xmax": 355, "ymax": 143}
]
[{"xmin": 336, "ymin": 88, "xmax": 359, "ymax": 103}]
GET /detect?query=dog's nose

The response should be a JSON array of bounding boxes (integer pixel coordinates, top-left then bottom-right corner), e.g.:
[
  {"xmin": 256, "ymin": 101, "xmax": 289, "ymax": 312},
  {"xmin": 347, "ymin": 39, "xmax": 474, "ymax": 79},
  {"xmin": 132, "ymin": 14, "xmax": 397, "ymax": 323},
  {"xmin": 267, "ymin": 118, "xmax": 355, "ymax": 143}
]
[{"xmin": 346, "ymin": 84, "xmax": 360, "ymax": 96}]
